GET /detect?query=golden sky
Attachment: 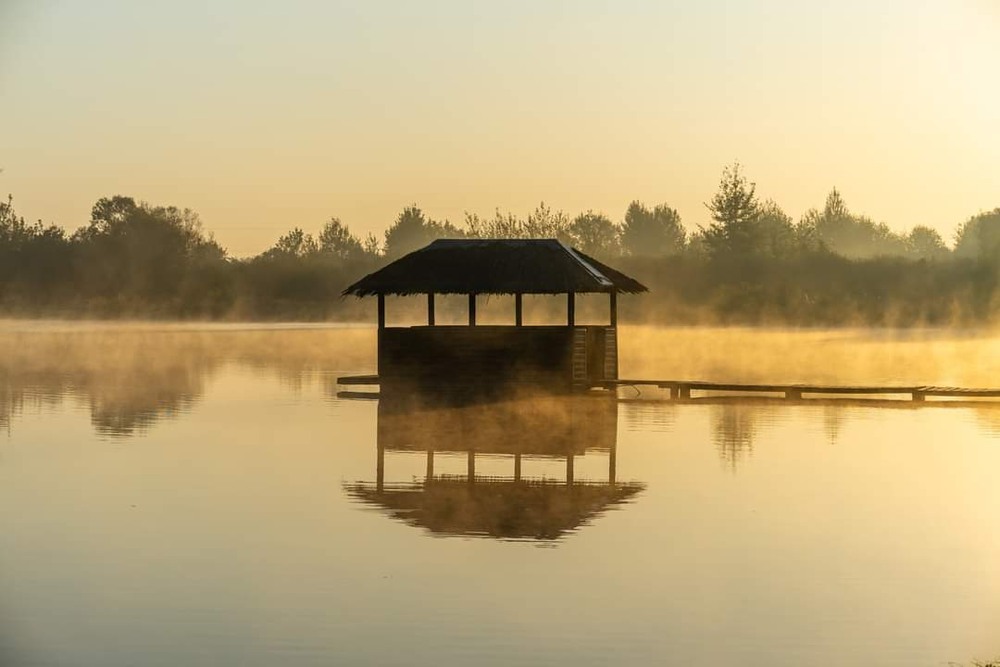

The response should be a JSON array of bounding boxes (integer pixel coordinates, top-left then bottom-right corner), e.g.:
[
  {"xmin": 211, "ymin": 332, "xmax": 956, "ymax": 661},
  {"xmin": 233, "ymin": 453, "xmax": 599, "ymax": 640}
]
[{"xmin": 1, "ymin": 0, "xmax": 998, "ymax": 256}]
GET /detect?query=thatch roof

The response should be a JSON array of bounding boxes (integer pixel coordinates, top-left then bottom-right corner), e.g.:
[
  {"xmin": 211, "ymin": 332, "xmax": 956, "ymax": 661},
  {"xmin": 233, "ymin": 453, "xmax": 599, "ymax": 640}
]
[
  {"xmin": 344, "ymin": 478, "xmax": 644, "ymax": 541},
  {"xmin": 343, "ymin": 239, "xmax": 647, "ymax": 296}
]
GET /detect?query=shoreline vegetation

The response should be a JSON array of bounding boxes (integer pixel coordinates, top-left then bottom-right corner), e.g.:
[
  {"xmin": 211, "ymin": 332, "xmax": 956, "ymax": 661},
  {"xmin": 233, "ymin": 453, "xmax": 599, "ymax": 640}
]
[{"xmin": 3, "ymin": 164, "xmax": 1000, "ymax": 326}]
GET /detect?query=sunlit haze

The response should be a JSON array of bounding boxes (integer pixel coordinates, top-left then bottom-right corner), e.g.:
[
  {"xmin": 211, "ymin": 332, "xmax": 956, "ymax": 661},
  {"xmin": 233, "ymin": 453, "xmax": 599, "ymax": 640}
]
[{"xmin": 1, "ymin": 0, "xmax": 998, "ymax": 255}]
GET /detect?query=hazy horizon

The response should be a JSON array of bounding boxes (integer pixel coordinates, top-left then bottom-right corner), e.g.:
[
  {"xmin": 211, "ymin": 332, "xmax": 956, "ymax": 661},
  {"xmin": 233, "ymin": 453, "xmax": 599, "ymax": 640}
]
[{"xmin": 2, "ymin": 0, "xmax": 998, "ymax": 255}]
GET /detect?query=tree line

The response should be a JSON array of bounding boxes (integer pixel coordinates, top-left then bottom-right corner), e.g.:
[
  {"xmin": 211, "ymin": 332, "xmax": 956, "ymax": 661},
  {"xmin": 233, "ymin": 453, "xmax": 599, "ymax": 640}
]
[{"xmin": 2, "ymin": 163, "xmax": 1000, "ymax": 324}]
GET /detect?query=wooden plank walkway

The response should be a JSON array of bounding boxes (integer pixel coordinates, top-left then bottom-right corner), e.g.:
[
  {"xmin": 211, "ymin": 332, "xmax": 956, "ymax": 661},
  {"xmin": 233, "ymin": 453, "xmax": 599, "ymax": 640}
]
[
  {"xmin": 337, "ymin": 374, "xmax": 1000, "ymax": 402},
  {"xmin": 607, "ymin": 379, "xmax": 1000, "ymax": 401}
]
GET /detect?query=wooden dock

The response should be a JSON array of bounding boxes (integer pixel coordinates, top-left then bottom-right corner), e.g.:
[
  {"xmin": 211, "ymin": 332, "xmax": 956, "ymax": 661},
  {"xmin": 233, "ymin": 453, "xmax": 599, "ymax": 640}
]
[{"xmin": 337, "ymin": 374, "xmax": 1000, "ymax": 402}]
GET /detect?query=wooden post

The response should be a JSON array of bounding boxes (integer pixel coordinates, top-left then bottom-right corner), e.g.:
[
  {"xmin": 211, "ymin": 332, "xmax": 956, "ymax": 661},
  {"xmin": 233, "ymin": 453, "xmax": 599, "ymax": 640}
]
[
  {"xmin": 610, "ymin": 290, "xmax": 618, "ymax": 327},
  {"xmin": 514, "ymin": 453, "xmax": 522, "ymax": 481},
  {"xmin": 467, "ymin": 450, "xmax": 476, "ymax": 483},
  {"xmin": 515, "ymin": 293, "xmax": 523, "ymax": 326},
  {"xmin": 376, "ymin": 441, "xmax": 385, "ymax": 493},
  {"xmin": 608, "ymin": 439, "xmax": 617, "ymax": 486},
  {"xmin": 425, "ymin": 450, "xmax": 434, "ymax": 480},
  {"xmin": 468, "ymin": 293, "xmax": 477, "ymax": 326},
  {"xmin": 566, "ymin": 454, "xmax": 574, "ymax": 486},
  {"xmin": 567, "ymin": 292, "xmax": 575, "ymax": 326},
  {"xmin": 377, "ymin": 294, "xmax": 386, "ymax": 329},
  {"xmin": 427, "ymin": 293, "xmax": 435, "ymax": 326}
]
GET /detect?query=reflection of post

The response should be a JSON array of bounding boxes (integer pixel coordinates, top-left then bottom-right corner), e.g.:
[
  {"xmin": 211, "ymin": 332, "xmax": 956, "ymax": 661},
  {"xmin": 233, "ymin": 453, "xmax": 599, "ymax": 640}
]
[
  {"xmin": 608, "ymin": 437, "xmax": 617, "ymax": 486},
  {"xmin": 376, "ymin": 441, "xmax": 385, "ymax": 493},
  {"xmin": 425, "ymin": 450, "xmax": 434, "ymax": 481},
  {"xmin": 566, "ymin": 454, "xmax": 574, "ymax": 486},
  {"xmin": 514, "ymin": 453, "xmax": 522, "ymax": 481},
  {"xmin": 467, "ymin": 450, "xmax": 476, "ymax": 485}
]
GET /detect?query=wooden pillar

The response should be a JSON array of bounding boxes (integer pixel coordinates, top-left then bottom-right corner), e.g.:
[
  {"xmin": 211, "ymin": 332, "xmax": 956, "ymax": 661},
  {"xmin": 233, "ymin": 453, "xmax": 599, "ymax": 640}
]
[
  {"xmin": 566, "ymin": 454, "xmax": 574, "ymax": 486},
  {"xmin": 468, "ymin": 293, "xmax": 477, "ymax": 326},
  {"xmin": 377, "ymin": 294, "xmax": 386, "ymax": 329},
  {"xmin": 467, "ymin": 450, "xmax": 476, "ymax": 483},
  {"xmin": 567, "ymin": 292, "xmax": 575, "ymax": 326},
  {"xmin": 515, "ymin": 293, "xmax": 523, "ymax": 326},
  {"xmin": 425, "ymin": 450, "xmax": 435, "ymax": 480},
  {"xmin": 513, "ymin": 453, "xmax": 522, "ymax": 481},
  {"xmin": 376, "ymin": 441, "xmax": 385, "ymax": 493},
  {"xmin": 608, "ymin": 438, "xmax": 617, "ymax": 486},
  {"xmin": 609, "ymin": 290, "xmax": 618, "ymax": 327},
  {"xmin": 427, "ymin": 293, "xmax": 435, "ymax": 326}
]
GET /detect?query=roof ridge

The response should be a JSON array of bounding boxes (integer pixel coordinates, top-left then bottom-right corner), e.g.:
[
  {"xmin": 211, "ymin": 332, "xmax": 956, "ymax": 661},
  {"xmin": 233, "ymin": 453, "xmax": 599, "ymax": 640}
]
[{"xmin": 558, "ymin": 241, "xmax": 613, "ymax": 289}]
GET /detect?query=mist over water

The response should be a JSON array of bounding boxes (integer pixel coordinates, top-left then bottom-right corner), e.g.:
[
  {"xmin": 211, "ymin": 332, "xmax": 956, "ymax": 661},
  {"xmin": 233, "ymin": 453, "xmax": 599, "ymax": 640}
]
[{"xmin": 0, "ymin": 323, "xmax": 998, "ymax": 666}]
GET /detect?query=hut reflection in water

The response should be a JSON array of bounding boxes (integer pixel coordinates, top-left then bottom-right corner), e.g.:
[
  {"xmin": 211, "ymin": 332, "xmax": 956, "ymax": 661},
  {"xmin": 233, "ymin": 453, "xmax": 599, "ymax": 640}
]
[{"xmin": 344, "ymin": 395, "xmax": 644, "ymax": 541}]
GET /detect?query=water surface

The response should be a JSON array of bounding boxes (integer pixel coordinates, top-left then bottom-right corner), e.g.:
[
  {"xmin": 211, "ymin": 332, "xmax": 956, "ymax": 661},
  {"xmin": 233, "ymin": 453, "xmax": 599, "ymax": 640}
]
[{"xmin": 1, "ymin": 323, "xmax": 998, "ymax": 666}]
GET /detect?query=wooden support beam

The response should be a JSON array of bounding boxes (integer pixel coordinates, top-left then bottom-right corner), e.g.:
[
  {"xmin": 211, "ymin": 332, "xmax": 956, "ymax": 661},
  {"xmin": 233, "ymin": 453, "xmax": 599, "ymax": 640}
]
[
  {"xmin": 610, "ymin": 290, "xmax": 618, "ymax": 327},
  {"xmin": 912, "ymin": 391, "xmax": 926, "ymax": 402},
  {"xmin": 376, "ymin": 442, "xmax": 385, "ymax": 493},
  {"xmin": 425, "ymin": 450, "xmax": 434, "ymax": 480},
  {"xmin": 566, "ymin": 454, "xmax": 574, "ymax": 486},
  {"xmin": 427, "ymin": 293, "xmax": 435, "ymax": 326},
  {"xmin": 468, "ymin": 293, "xmax": 477, "ymax": 326},
  {"xmin": 514, "ymin": 453, "xmax": 522, "ymax": 482},
  {"xmin": 377, "ymin": 294, "xmax": 386, "ymax": 329},
  {"xmin": 567, "ymin": 292, "xmax": 576, "ymax": 326},
  {"xmin": 608, "ymin": 440, "xmax": 617, "ymax": 486},
  {"xmin": 467, "ymin": 450, "xmax": 476, "ymax": 483},
  {"xmin": 515, "ymin": 293, "xmax": 523, "ymax": 326},
  {"xmin": 785, "ymin": 389, "xmax": 802, "ymax": 400}
]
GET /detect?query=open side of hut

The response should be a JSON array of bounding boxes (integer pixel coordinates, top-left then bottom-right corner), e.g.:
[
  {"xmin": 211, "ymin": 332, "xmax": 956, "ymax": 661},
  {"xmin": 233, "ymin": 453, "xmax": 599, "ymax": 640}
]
[{"xmin": 343, "ymin": 238, "xmax": 647, "ymax": 394}]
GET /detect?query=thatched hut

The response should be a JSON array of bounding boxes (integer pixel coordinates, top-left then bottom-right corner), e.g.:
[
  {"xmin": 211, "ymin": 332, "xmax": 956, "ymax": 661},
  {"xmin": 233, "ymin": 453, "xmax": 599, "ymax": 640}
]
[
  {"xmin": 343, "ymin": 393, "xmax": 642, "ymax": 541},
  {"xmin": 342, "ymin": 239, "xmax": 647, "ymax": 393}
]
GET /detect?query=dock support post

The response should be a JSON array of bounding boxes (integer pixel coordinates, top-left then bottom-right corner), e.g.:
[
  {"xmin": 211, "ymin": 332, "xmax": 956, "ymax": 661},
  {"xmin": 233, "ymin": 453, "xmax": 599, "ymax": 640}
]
[
  {"xmin": 679, "ymin": 385, "xmax": 691, "ymax": 399},
  {"xmin": 515, "ymin": 293, "xmax": 523, "ymax": 326},
  {"xmin": 514, "ymin": 453, "xmax": 521, "ymax": 482},
  {"xmin": 468, "ymin": 293, "xmax": 477, "ymax": 326},
  {"xmin": 785, "ymin": 389, "xmax": 802, "ymax": 400},
  {"xmin": 377, "ymin": 294, "xmax": 385, "ymax": 329},
  {"xmin": 610, "ymin": 290, "xmax": 617, "ymax": 327},
  {"xmin": 912, "ymin": 391, "xmax": 925, "ymax": 402},
  {"xmin": 608, "ymin": 439, "xmax": 617, "ymax": 486},
  {"xmin": 376, "ymin": 441, "xmax": 385, "ymax": 493},
  {"xmin": 425, "ymin": 450, "xmax": 434, "ymax": 480},
  {"xmin": 467, "ymin": 450, "xmax": 476, "ymax": 483},
  {"xmin": 567, "ymin": 292, "xmax": 575, "ymax": 326},
  {"xmin": 427, "ymin": 293, "xmax": 435, "ymax": 326},
  {"xmin": 566, "ymin": 454, "xmax": 574, "ymax": 486}
]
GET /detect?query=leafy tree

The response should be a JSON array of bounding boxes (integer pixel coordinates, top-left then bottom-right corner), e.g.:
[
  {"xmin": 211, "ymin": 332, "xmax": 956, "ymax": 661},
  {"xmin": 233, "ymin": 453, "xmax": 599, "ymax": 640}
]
[
  {"xmin": 701, "ymin": 163, "xmax": 761, "ymax": 255},
  {"xmin": 384, "ymin": 206, "xmax": 460, "ymax": 257},
  {"xmin": 799, "ymin": 188, "xmax": 907, "ymax": 258},
  {"xmin": 266, "ymin": 228, "xmax": 319, "ymax": 259},
  {"xmin": 755, "ymin": 199, "xmax": 797, "ymax": 258},
  {"xmin": 317, "ymin": 217, "xmax": 365, "ymax": 259},
  {"xmin": 906, "ymin": 225, "xmax": 948, "ymax": 260},
  {"xmin": 954, "ymin": 209, "xmax": 1000, "ymax": 260},
  {"xmin": 620, "ymin": 201, "xmax": 686, "ymax": 256},
  {"xmin": 566, "ymin": 211, "xmax": 620, "ymax": 257}
]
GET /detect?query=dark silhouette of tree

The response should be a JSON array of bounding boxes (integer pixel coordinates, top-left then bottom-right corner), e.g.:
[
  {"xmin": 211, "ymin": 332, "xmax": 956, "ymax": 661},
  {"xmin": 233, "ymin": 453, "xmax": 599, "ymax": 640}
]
[
  {"xmin": 318, "ymin": 217, "xmax": 365, "ymax": 259},
  {"xmin": 265, "ymin": 228, "xmax": 319, "ymax": 259},
  {"xmin": 620, "ymin": 201, "xmax": 685, "ymax": 256},
  {"xmin": 799, "ymin": 188, "xmax": 907, "ymax": 258},
  {"xmin": 954, "ymin": 209, "xmax": 1000, "ymax": 260},
  {"xmin": 566, "ymin": 211, "xmax": 620, "ymax": 257},
  {"xmin": 701, "ymin": 163, "xmax": 761, "ymax": 256},
  {"xmin": 906, "ymin": 226, "xmax": 948, "ymax": 260},
  {"xmin": 384, "ymin": 206, "xmax": 460, "ymax": 257}
]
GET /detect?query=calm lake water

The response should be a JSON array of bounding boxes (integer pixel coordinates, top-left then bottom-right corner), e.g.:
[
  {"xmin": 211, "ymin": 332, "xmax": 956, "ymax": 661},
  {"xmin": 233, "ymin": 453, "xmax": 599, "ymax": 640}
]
[{"xmin": 0, "ymin": 322, "xmax": 998, "ymax": 666}]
